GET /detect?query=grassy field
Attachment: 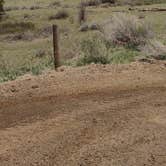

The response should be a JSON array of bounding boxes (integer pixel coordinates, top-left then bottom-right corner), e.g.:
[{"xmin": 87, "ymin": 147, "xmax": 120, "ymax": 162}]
[{"xmin": 0, "ymin": 0, "xmax": 166, "ymax": 82}]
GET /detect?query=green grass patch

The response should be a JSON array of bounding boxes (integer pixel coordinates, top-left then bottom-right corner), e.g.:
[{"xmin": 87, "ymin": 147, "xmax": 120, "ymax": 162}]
[
  {"xmin": 109, "ymin": 48, "xmax": 139, "ymax": 64},
  {"xmin": 0, "ymin": 53, "xmax": 53, "ymax": 82}
]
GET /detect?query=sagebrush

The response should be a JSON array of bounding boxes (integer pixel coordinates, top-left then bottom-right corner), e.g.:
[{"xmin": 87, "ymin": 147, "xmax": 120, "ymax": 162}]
[{"xmin": 101, "ymin": 14, "xmax": 154, "ymax": 49}]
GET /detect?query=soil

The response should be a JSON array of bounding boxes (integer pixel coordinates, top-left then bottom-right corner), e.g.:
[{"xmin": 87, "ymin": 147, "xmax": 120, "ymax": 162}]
[{"xmin": 0, "ymin": 61, "xmax": 166, "ymax": 166}]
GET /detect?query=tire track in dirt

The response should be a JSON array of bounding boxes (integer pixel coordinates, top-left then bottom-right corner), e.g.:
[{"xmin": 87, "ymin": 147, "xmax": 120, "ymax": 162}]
[{"xmin": 0, "ymin": 86, "xmax": 165, "ymax": 130}]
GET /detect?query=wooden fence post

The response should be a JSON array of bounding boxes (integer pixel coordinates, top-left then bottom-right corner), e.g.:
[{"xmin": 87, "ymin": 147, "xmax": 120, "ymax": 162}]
[
  {"xmin": 78, "ymin": 1, "xmax": 86, "ymax": 25},
  {"xmin": 52, "ymin": 24, "xmax": 60, "ymax": 69}
]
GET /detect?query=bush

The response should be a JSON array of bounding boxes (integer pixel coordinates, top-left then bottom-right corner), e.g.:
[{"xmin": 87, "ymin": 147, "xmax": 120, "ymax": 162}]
[
  {"xmin": 101, "ymin": 14, "xmax": 154, "ymax": 49},
  {"xmin": 74, "ymin": 34, "xmax": 141, "ymax": 66},
  {"xmin": 0, "ymin": 22, "xmax": 35, "ymax": 34},
  {"xmin": 4, "ymin": 6, "xmax": 19, "ymax": 12},
  {"xmin": 0, "ymin": 0, "xmax": 4, "ymax": 12},
  {"xmin": 140, "ymin": 40, "xmax": 166, "ymax": 60},
  {"xmin": 50, "ymin": 1, "xmax": 61, "ymax": 6},
  {"xmin": 82, "ymin": 0, "xmax": 115, "ymax": 6},
  {"xmin": 117, "ymin": 0, "xmax": 166, "ymax": 6},
  {"xmin": 77, "ymin": 35, "xmax": 110, "ymax": 65},
  {"xmin": 101, "ymin": 0, "xmax": 115, "ymax": 3},
  {"xmin": 83, "ymin": 0, "xmax": 101, "ymax": 6},
  {"xmin": 49, "ymin": 9, "xmax": 69, "ymax": 20},
  {"xmin": 29, "ymin": 6, "xmax": 41, "ymax": 10},
  {"xmin": 0, "ymin": 0, "xmax": 4, "ymax": 20}
]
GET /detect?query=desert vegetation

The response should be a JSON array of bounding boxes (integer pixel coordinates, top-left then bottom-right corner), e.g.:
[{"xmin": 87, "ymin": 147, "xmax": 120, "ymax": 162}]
[
  {"xmin": 0, "ymin": 0, "xmax": 4, "ymax": 20},
  {"xmin": 0, "ymin": 0, "xmax": 166, "ymax": 82}
]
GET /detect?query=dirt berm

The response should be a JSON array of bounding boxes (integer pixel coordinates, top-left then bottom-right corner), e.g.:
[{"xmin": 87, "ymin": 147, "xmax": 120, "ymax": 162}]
[{"xmin": 0, "ymin": 61, "xmax": 166, "ymax": 166}]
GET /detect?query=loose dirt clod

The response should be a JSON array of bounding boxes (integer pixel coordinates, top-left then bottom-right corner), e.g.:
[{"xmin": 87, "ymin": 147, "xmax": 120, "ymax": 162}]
[{"xmin": 31, "ymin": 85, "xmax": 39, "ymax": 89}]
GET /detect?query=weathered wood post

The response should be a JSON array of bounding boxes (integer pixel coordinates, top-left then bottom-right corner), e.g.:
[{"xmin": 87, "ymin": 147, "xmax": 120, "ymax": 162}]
[
  {"xmin": 52, "ymin": 24, "xmax": 60, "ymax": 69},
  {"xmin": 78, "ymin": 1, "xmax": 86, "ymax": 25}
]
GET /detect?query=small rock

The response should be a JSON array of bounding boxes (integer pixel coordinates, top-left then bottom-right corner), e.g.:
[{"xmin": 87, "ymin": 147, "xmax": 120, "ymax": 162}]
[
  {"xmin": 31, "ymin": 85, "xmax": 39, "ymax": 89},
  {"xmin": 35, "ymin": 50, "xmax": 46, "ymax": 58},
  {"xmin": 10, "ymin": 88, "xmax": 17, "ymax": 93},
  {"xmin": 79, "ymin": 24, "xmax": 88, "ymax": 32},
  {"xmin": 88, "ymin": 23, "xmax": 100, "ymax": 30},
  {"xmin": 10, "ymin": 85, "xmax": 18, "ymax": 93}
]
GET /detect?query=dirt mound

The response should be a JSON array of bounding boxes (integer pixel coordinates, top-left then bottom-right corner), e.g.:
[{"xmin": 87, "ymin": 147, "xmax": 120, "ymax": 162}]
[{"xmin": 0, "ymin": 61, "xmax": 166, "ymax": 166}]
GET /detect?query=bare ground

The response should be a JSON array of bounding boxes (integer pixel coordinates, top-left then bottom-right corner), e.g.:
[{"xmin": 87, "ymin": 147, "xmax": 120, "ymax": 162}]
[{"xmin": 0, "ymin": 61, "xmax": 166, "ymax": 166}]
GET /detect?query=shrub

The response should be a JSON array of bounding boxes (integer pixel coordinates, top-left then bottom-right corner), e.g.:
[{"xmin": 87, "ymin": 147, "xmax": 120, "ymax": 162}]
[
  {"xmin": 49, "ymin": 9, "xmax": 69, "ymax": 20},
  {"xmin": 77, "ymin": 35, "xmax": 110, "ymax": 65},
  {"xmin": 0, "ymin": 0, "xmax": 4, "ymax": 12},
  {"xmin": 0, "ymin": 22, "xmax": 35, "ymax": 34},
  {"xmin": 4, "ymin": 6, "xmax": 19, "ymax": 12},
  {"xmin": 101, "ymin": 0, "xmax": 115, "ymax": 3},
  {"xmin": 101, "ymin": 14, "xmax": 154, "ymax": 49},
  {"xmin": 7, "ymin": 31, "xmax": 34, "ymax": 41},
  {"xmin": 35, "ymin": 49, "xmax": 46, "ymax": 58},
  {"xmin": 74, "ymin": 33, "xmax": 141, "ymax": 66},
  {"xmin": 29, "ymin": 6, "xmax": 41, "ymax": 10},
  {"xmin": 140, "ymin": 40, "xmax": 166, "ymax": 60},
  {"xmin": 83, "ymin": 0, "xmax": 101, "ymax": 6},
  {"xmin": 117, "ymin": 0, "xmax": 166, "ymax": 6},
  {"xmin": 0, "ymin": 0, "xmax": 4, "ymax": 20},
  {"xmin": 82, "ymin": 0, "xmax": 115, "ymax": 6},
  {"xmin": 49, "ymin": 1, "xmax": 61, "ymax": 7}
]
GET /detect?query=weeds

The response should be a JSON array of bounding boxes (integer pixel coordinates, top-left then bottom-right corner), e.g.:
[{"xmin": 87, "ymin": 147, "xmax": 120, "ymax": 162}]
[
  {"xmin": 76, "ymin": 34, "xmax": 139, "ymax": 66},
  {"xmin": 77, "ymin": 35, "xmax": 110, "ymax": 65},
  {"xmin": 0, "ymin": 54, "xmax": 53, "ymax": 82},
  {"xmin": 140, "ymin": 40, "xmax": 166, "ymax": 59},
  {"xmin": 117, "ymin": 0, "xmax": 166, "ymax": 5},
  {"xmin": 82, "ymin": 0, "xmax": 115, "ymax": 7},
  {"xmin": 49, "ymin": 1, "xmax": 61, "ymax": 7},
  {"xmin": 109, "ymin": 48, "xmax": 139, "ymax": 64},
  {"xmin": 0, "ymin": 22, "xmax": 35, "ymax": 34}
]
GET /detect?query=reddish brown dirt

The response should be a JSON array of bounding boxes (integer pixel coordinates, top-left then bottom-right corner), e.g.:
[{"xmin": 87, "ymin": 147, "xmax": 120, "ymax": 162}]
[{"xmin": 0, "ymin": 61, "xmax": 166, "ymax": 166}]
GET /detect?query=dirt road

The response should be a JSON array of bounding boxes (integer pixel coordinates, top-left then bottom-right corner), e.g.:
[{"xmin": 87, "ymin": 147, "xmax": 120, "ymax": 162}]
[{"xmin": 0, "ymin": 62, "xmax": 166, "ymax": 166}]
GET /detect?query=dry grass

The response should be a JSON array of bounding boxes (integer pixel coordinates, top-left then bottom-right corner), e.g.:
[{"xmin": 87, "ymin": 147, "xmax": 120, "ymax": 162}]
[{"xmin": 141, "ymin": 40, "xmax": 166, "ymax": 59}]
